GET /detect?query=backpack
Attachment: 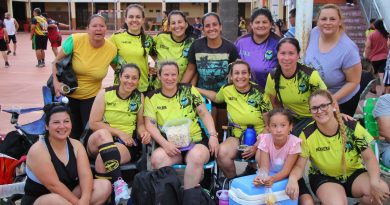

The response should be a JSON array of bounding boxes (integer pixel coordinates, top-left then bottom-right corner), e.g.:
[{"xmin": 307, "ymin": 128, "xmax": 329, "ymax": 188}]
[
  {"xmin": 183, "ymin": 186, "xmax": 216, "ymax": 205},
  {"xmin": 131, "ymin": 166, "xmax": 182, "ymax": 205},
  {"xmin": 0, "ymin": 131, "xmax": 35, "ymax": 160}
]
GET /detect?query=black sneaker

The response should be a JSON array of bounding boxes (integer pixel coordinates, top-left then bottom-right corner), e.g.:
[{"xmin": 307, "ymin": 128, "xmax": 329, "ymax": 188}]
[
  {"xmin": 13, "ymin": 52, "xmax": 16, "ymax": 56},
  {"xmin": 237, "ymin": 165, "xmax": 257, "ymax": 177},
  {"xmin": 5, "ymin": 62, "xmax": 9, "ymax": 68},
  {"xmin": 7, "ymin": 50, "xmax": 11, "ymax": 55}
]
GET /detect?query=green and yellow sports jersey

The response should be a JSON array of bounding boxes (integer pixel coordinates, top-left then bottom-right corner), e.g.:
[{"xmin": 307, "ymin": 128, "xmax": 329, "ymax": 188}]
[
  {"xmin": 300, "ymin": 120, "xmax": 373, "ymax": 181},
  {"xmin": 110, "ymin": 31, "xmax": 153, "ymax": 92},
  {"xmin": 152, "ymin": 32, "xmax": 196, "ymax": 82},
  {"xmin": 144, "ymin": 83, "xmax": 204, "ymax": 142},
  {"xmin": 103, "ymin": 86, "xmax": 142, "ymax": 136},
  {"xmin": 216, "ymin": 82, "xmax": 272, "ymax": 137},
  {"xmin": 31, "ymin": 15, "xmax": 48, "ymax": 36},
  {"xmin": 265, "ymin": 63, "xmax": 327, "ymax": 118}
]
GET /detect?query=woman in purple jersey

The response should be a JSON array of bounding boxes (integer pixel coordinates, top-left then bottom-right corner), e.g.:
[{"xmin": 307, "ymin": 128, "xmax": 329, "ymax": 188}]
[{"xmin": 235, "ymin": 8, "xmax": 280, "ymax": 88}]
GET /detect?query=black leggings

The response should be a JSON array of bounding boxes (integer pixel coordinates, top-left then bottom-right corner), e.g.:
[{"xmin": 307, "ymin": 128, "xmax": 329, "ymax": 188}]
[
  {"xmin": 338, "ymin": 91, "xmax": 360, "ymax": 117},
  {"xmin": 68, "ymin": 96, "xmax": 95, "ymax": 140}
]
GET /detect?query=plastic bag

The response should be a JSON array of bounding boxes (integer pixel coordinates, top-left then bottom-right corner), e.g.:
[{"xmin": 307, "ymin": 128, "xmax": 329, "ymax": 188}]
[{"xmin": 162, "ymin": 118, "xmax": 192, "ymax": 148}]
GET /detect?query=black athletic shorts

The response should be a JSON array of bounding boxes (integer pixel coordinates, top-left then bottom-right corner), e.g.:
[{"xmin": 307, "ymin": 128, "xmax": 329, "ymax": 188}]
[
  {"xmin": 32, "ymin": 35, "xmax": 48, "ymax": 50},
  {"xmin": 0, "ymin": 39, "xmax": 7, "ymax": 51},
  {"xmin": 8, "ymin": 35, "xmax": 16, "ymax": 43},
  {"xmin": 309, "ymin": 168, "xmax": 366, "ymax": 197}
]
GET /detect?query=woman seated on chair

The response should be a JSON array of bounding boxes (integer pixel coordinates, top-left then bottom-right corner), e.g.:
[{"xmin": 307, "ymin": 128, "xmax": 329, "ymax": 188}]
[
  {"xmin": 87, "ymin": 64, "xmax": 151, "ymax": 205},
  {"xmin": 286, "ymin": 89, "xmax": 389, "ymax": 205},
  {"xmin": 21, "ymin": 104, "xmax": 111, "ymax": 205},
  {"xmin": 197, "ymin": 60, "xmax": 272, "ymax": 179},
  {"xmin": 144, "ymin": 60, "xmax": 219, "ymax": 190},
  {"xmin": 265, "ymin": 37, "xmax": 327, "ymax": 136}
]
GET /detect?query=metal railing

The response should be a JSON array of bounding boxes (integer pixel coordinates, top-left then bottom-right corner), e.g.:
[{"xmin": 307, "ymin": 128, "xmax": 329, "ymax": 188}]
[{"xmin": 360, "ymin": 0, "xmax": 389, "ymax": 30}]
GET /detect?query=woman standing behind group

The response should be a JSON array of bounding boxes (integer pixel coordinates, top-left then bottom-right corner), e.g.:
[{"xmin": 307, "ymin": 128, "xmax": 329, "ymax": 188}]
[
  {"xmin": 52, "ymin": 14, "xmax": 117, "ymax": 139},
  {"xmin": 110, "ymin": 4, "xmax": 153, "ymax": 92},
  {"xmin": 364, "ymin": 19, "xmax": 389, "ymax": 95},
  {"xmin": 151, "ymin": 10, "xmax": 197, "ymax": 85},
  {"xmin": 181, "ymin": 12, "xmax": 239, "ymax": 138},
  {"xmin": 235, "ymin": 8, "xmax": 280, "ymax": 87},
  {"xmin": 305, "ymin": 4, "xmax": 362, "ymax": 117}
]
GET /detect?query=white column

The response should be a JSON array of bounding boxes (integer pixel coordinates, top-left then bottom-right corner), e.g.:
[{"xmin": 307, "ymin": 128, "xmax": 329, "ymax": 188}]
[
  {"xmin": 7, "ymin": 0, "xmax": 13, "ymax": 17},
  {"xmin": 295, "ymin": 0, "xmax": 313, "ymax": 58},
  {"xmin": 162, "ymin": 1, "xmax": 166, "ymax": 12},
  {"xmin": 26, "ymin": 0, "xmax": 31, "ymax": 20},
  {"xmin": 71, "ymin": 1, "xmax": 76, "ymax": 30},
  {"xmin": 208, "ymin": 0, "xmax": 212, "ymax": 13}
]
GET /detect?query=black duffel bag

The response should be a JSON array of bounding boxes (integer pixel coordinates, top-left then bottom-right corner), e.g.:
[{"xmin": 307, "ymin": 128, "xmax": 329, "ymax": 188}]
[{"xmin": 47, "ymin": 54, "xmax": 77, "ymax": 95}]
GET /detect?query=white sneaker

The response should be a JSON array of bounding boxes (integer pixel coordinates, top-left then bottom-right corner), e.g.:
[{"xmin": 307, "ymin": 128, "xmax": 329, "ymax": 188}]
[
  {"xmin": 113, "ymin": 178, "xmax": 130, "ymax": 205},
  {"xmin": 350, "ymin": 3, "xmax": 354, "ymax": 6}
]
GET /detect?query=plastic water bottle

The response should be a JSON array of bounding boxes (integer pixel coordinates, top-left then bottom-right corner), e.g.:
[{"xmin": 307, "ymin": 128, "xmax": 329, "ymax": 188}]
[
  {"xmin": 243, "ymin": 125, "xmax": 256, "ymax": 146},
  {"xmin": 216, "ymin": 190, "xmax": 229, "ymax": 205}
]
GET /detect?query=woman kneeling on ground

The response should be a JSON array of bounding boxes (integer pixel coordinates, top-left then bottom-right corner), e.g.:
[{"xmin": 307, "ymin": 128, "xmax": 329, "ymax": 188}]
[
  {"xmin": 144, "ymin": 60, "xmax": 219, "ymax": 190},
  {"xmin": 21, "ymin": 104, "xmax": 111, "ymax": 205},
  {"xmin": 286, "ymin": 89, "xmax": 390, "ymax": 205},
  {"xmin": 87, "ymin": 64, "xmax": 151, "ymax": 205}
]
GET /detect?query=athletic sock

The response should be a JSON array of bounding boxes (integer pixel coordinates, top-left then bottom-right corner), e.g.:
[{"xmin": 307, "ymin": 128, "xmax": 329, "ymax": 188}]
[{"xmin": 98, "ymin": 142, "xmax": 122, "ymax": 183}]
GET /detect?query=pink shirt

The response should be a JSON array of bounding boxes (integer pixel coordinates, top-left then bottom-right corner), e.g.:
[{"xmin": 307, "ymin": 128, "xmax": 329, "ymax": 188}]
[
  {"xmin": 258, "ymin": 133, "xmax": 301, "ymax": 172},
  {"xmin": 368, "ymin": 30, "xmax": 389, "ymax": 61}
]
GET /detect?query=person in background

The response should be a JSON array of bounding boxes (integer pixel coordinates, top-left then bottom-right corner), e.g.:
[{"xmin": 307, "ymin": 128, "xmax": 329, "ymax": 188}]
[
  {"xmin": 161, "ymin": 11, "xmax": 169, "ymax": 32},
  {"xmin": 286, "ymin": 89, "xmax": 389, "ymax": 205},
  {"xmin": 346, "ymin": 0, "xmax": 354, "ymax": 6},
  {"xmin": 366, "ymin": 18, "xmax": 376, "ymax": 38},
  {"xmin": 30, "ymin": 8, "xmax": 48, "ymax": 68},
  {"xmin": 305, "ymin": 4, "xmax": 362, "ymax": 117},
  {"xmin": 0, "ymin": 20, "xmax": 9, "ymax": 68},
  {"xmin": 235, "ymin": 8, "xmax": 280, "ymax": 88},
  {"xmin": 238, "ymin": 16, "xmax": 246, "ymax": 36},
  {"xmin": 52, "ymin": 14, "xmax": 117, "ymax": 139},
  {"xmin": 284, "ymin": 8, "xmax": 296, "ymax": 38},
  {"xmin": 42, "ymin": 13, "xmax": 70, "ymax": 57},
  {"xmin": 21, "ymin": 104, "xmax": 111, "ymax": 205},
  {"xmin": 364, "ymin": 19, "xmax": 389, "ymax": 96},
  {"xmin": 4, "ymin": 12, "xmax": 18, "ymax": 56},
  {"xmin": 384, "ymin": 35, "xmax": 390, "ymax": 94},
  {"xmin": 192, "ymin": 17, "xmax": 202, "ymax": 39},
  {"xmin": 374, "ymin": 94, "xmax": 390, "ymax": 167}
]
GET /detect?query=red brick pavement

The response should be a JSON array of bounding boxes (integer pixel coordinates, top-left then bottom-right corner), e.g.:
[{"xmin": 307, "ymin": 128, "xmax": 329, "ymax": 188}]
[{"xmin": 0, "ymin": 32, "xmax": 114, "ymax": 135}]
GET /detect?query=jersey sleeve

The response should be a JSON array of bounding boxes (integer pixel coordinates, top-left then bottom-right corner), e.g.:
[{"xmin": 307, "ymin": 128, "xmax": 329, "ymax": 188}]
[
  {"xmin": 260, "ymin": 92, "xmax": 273, "ymax": 113},
  {"xmin": 215, "ymin": 87, "xmax": 226, "ymax": 102},
  {"xmin": 264, "ymin": 73, "xmax": 276, "ymax": 97},
  {"xmin": 143, "ymin": 96, "xmax": 157, "ymax": 120},
  {"xmin": 299, "ymin": 132, "xmax": 310, "ymax": 158},
  {"xmin": 191, "ymin": 86, "xmax": 204, "ymax": 108},
  {"xmin": 61, "ymin": 35, "xmax": 74, "ymax": 55},
  {"xmin": 309, "ymin": 70, "xmax": 327, "ymax": 91},
  {"xmin": 288, "ymin": 135, "xmax": 302, "ymax": 154},
  {"xmin": 342, "ymin": 42, "xmax": 361, "ymax": 70},
  {"xmin": 353, "ymin": 122, "xmax": 374, "ymax": 154}
]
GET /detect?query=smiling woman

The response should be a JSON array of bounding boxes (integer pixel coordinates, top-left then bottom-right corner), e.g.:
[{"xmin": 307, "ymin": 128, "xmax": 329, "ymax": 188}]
[{"xmin": 51, "ymin": 14, "xmax": 117, "ymax": 139}]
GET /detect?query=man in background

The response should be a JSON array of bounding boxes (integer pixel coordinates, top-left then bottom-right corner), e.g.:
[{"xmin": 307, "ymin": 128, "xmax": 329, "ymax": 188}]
[
  {"xmin": 4, "ymin": 12, "xmax": 19, "ymax": 56},
  {"xmin": 30, "ymin": 8, "xmax": 48, "ymax": 68}
]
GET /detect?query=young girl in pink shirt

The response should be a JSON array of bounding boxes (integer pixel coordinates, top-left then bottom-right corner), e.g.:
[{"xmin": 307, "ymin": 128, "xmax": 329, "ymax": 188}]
[{"xmin": 253, "ymin": 108, "xmax": 315, "ymax": 204}]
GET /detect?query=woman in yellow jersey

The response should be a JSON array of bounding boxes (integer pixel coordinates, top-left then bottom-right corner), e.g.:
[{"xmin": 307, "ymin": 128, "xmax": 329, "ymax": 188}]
[
  {"xmin": 110, "ymin": 4, "xmax": 153, "ymax": 92},
  {"xmin": 265, "ymin": 37, "xmax": 327, "ymax": 136},
  {"xmin": 286, "ymin": 90, "xmax": 389, "ymax": 205},
  {"xmin": 144, "ymin": 61, "xmax": 219, "ymax": 190},
  {"xmin": 87, "ymin": 64, "xmax": 151, "ymax": 205},
  {"xmin": 197, "ymin": 60, "xmax": 272, "ymax": 179},
  {"xmin": 51, "ymin": 14, "xmax": 117, "ymax": 139},
  {"xmin": 151, "ymin": 10, "xmax": 196, "ymax": 84}
]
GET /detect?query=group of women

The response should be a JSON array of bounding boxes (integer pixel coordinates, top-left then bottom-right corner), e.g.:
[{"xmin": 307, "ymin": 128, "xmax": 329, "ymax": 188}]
[{"xmin": 22, "ymin": 3, "xmax": 389, "ymax": 205}]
